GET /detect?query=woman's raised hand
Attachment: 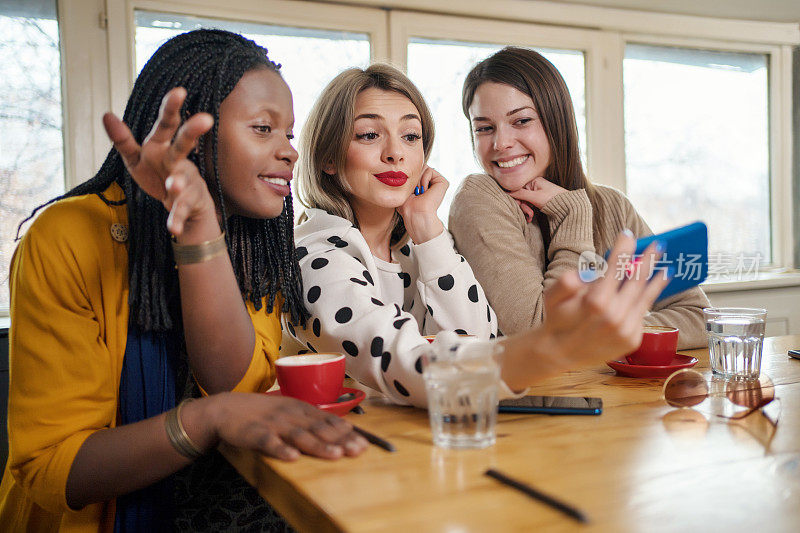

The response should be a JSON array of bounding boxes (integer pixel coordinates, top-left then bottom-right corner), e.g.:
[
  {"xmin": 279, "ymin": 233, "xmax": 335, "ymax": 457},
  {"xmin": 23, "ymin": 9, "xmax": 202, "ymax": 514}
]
[
  {"xmin": 541, "ymin": 232, "xmax": 669, "ymax": 363},
  {"xmin": 397, "ymin": 165, "xmax": 448, "ymax": 244},
  {"xmin": 185, "ymin": 393, "xmax": 369, "ymax": 461},
  {"xmin": 102, "ymin": 87, "xmax": 217, "ymax": 239},
  {"xmin": 508, "ymin": 177, "xmax": 568, "ymax": 221},
  {"xmin": 498, "ymin": 231, "xmax": 670, "ymax": 390}
]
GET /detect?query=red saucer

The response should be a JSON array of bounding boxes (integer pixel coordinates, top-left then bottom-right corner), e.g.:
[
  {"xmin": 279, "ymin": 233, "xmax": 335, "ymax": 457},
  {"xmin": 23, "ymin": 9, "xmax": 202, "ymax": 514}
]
[
  {"xmin": 265, "ymin": 387, "xmax": 366, "ymax": 417},
  {"xmin": 606, "ymin": 354, "xmax": 698, "ymax": 378}
]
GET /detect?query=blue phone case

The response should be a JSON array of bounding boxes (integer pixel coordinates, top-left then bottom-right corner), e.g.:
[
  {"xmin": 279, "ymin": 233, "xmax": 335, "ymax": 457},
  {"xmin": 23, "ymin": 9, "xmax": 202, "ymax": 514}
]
[{"xmin": 634, "ymin": 221, "xmax": 708, "ymax": 301}]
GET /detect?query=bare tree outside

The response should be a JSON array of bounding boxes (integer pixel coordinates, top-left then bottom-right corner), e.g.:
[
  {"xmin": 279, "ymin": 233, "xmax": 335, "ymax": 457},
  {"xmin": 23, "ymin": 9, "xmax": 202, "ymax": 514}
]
[{"xmin": 0, "ymin": 14, "xmax": 65, "ymax": 310}]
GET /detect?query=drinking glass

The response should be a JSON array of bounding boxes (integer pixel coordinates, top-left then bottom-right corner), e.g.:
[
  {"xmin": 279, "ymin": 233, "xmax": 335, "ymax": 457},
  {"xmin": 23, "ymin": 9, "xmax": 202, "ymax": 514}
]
[
  {"xmin": 422, "ymin": 338, "xmax": 500, "ymax": 449},
  {"xmin": 704, "ymin": 307, "xmax": 766, "ymax": 380}
]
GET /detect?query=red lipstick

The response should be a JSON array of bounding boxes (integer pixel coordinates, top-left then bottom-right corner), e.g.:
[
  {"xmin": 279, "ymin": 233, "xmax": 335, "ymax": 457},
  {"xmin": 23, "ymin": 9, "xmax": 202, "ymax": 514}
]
[{"xmin": 374, "ymin": 171, "xmax": 408, "ymax": 187}]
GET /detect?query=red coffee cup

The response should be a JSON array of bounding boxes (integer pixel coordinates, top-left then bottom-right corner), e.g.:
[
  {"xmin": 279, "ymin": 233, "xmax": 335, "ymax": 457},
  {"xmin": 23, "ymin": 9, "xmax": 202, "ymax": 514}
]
[
  {"xmin": 275, "ymin": 353, "xmax": 345, "ymax": 405},
  {"xmin": 424, "ymin": 334, "xmax": 474, "ymax": 343},
  {"xmin": 625, "ymin": 326, "xmax": 679, "ymax": 366}
]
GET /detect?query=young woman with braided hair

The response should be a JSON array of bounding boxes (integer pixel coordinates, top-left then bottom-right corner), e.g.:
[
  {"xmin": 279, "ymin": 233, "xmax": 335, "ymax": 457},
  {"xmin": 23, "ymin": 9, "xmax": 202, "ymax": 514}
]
[{"xmin": 0, "ymin": 29, "xmax": 365, "ymax": 531}]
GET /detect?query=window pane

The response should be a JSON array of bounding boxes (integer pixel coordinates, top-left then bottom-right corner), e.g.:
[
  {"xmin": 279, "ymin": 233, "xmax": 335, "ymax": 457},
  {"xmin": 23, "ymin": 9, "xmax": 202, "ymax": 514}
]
[
  {"xmin": 407, "ymin": 38, "xmax": 586, "ymax": 223},
  {"xmin": 0, "ymin": 4, "xmax": 64, "ymax": 310},
  {"xmin": 624, "ymin": 44, "xmax": 770, "ymax": 264},
  {"xmin": 134, "ymin": 11, "xmax": 371, "ymax": 220}
]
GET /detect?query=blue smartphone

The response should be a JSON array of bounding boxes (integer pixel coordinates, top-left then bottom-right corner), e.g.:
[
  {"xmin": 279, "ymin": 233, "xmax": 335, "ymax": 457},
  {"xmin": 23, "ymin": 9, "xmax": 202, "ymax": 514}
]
[
  {"xmin": 638, "ymin": 221, "xmax": 708, "ymax": 301},
  {"xmin": 498, "ymin": 396, "xmax": 602, "ymax": 415},
  {"xmin": 600, "ymin": 221, "xmax": 708, "ymax": 302}
]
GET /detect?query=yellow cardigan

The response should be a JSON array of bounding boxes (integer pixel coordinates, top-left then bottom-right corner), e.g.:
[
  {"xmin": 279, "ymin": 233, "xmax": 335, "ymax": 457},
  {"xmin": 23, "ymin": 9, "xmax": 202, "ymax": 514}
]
[{"xmin": 0, "ymin": 183, "xmax": 282, "ymax": 532}]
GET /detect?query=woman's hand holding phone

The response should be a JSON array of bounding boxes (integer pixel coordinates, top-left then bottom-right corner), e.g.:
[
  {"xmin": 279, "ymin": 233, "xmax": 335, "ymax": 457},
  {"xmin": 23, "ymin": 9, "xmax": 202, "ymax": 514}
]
[
  {"xmin": 542, "ymin": 232, "xmax": 669, "ymax": 362},
  {"xmin": 498, "ymin": 231, "xmax": 669, "ymax": 391}
]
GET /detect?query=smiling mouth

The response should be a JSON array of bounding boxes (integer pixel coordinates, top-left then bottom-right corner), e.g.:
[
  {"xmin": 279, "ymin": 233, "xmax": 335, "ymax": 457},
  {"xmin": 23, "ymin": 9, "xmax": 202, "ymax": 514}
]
[
  {"xmin": 258, "ymin": 175, "xmax": 291, "ymax": 197},
  {"xmin": 495, "ymin": 155, "xmax": 529, "ymax": 169},
  {"xmin": 259, "ymin": 176, "xmax": 290, "ymax": 186}
]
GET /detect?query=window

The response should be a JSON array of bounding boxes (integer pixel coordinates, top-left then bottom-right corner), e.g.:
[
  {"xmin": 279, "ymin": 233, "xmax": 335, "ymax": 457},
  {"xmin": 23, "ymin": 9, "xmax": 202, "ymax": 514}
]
[
  {"xmin": 623, "ymin": 44, "xmax": 771, "ymax": 263},
  {"xmin": 2, "ymin": 0, "xmax": 796, "ymax": 314},
  {"xmin": 0, "ymin": 0, "xmax": 64, "ymax": 310}
]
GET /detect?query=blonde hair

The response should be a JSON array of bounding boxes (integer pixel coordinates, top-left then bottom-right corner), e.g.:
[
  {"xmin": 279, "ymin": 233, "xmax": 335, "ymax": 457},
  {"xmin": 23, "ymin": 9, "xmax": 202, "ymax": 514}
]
[{"xmin": 297, "ymin": 63, "xmax": 435, "ymax": 244}]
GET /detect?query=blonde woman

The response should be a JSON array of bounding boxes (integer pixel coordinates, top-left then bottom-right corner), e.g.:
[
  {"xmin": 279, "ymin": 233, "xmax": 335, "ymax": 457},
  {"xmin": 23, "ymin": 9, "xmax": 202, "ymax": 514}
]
[{"xmin": 284, "ymin": 64, "xmax": 670, "ymax": 408}]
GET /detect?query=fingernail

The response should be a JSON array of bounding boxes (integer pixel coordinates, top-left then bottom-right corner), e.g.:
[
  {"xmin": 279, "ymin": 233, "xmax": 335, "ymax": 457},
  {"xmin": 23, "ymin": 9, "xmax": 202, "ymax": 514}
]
[
  {"xmin": 622, "ymin": 229, "xmax": 634, "ymax": 238},
  {"xmin": 414, "ymin": 186, "xmax": 420, "ymax": 196},
  {"xmin": 327, "ymin": 444, "xmax": 343, "ymax": 456},
  {"xmin": 655, "ymin": 240, "xmax": 667, "ymax": 253},
  {"xmin": 165, "ymin": 176, "xmax": 174, "ymax": 190},
  {"xmin": 285, "ymin": 448, "xmax": 300, "ymax": 460},
  {"xmin": 579, "ymin": 269, "xmax": 599, "ymax": 283},
  {"xmin": 420, "ymin": 186, "xmax": 424, "ymax": 194}
]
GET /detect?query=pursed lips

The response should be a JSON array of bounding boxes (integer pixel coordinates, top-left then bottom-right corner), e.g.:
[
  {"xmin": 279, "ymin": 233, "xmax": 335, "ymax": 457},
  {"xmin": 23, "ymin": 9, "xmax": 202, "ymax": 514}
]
[{"xmin": 374, "ymin": 171, "xmax": 408, "ymax": 187}]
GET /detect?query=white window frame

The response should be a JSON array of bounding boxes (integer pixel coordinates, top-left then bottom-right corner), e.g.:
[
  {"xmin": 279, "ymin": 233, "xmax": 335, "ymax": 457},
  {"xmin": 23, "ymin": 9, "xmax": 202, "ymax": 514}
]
[
  {"xmin": 388, "ymin": 10, "xmax": 625, "ymax": 193},
  {"xmin": 58, "ymin": 0, "xmax": 389, "ymax": 188},
  {"xmin": 384, "ymin": 7, "xmax": 796, "ymax": 270},
  {"xmin": 58, "ymin": 0, "xmax": 114, "ymax": 189},
  {"xmin": 49, "ymin": 0, "xmax": 797, "ymax": 273},
  {"xmin": 620, "ymin": 33, "xmax": 794, "ymax": 268},
  {"xmin": 105, "ymin": 0, "xmax": 389, "ymax": 120},
  {"xmin": 317, "ymin": 0, "xmax": 800, "ymax": 46}
]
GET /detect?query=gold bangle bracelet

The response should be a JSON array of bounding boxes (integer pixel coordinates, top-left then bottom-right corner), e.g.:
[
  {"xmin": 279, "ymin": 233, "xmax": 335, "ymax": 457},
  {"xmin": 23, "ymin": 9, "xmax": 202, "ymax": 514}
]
[
  {"xmin": 165, "ymin": 398, "xmax": 205, "ymax": 460},
  {"xmin": 172, "ymin": 232, "xmax": 227, "ymax": 265}
]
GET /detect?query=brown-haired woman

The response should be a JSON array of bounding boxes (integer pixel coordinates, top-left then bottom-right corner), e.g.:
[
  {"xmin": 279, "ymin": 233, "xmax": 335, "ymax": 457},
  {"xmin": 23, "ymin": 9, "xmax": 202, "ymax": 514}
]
[{"xmin": 449, "ymin": 46, "xmax": 709, "ymax": 349}]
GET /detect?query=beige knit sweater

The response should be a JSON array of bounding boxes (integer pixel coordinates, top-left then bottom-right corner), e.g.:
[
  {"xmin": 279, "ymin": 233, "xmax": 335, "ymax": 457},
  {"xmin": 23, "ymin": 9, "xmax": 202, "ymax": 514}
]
[{"xmin": 449, "ymin": 173, "xmax": 710, "ymax": 350}]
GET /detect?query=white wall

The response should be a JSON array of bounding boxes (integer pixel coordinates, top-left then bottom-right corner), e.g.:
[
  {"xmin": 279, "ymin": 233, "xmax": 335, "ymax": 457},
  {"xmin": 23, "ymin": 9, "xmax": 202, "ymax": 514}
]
[{"xmin": 705, "ymin": 283, "xmax": 800, "ymax": 336}]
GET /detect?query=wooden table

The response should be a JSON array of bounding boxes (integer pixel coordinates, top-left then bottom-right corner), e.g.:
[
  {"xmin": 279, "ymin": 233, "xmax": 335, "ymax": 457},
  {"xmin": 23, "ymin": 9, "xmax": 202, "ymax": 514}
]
[{"xmin": 222, "ymin": 336, "xmax": 800, "ymax": 532}]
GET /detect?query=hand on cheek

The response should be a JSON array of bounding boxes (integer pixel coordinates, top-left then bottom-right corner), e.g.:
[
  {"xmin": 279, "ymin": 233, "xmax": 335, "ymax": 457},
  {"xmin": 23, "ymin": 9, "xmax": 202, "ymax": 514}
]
[
  {"xmin": 508, "ymin": 176, "xmax": 567, "ymax": 209},
  {"xmin": 397, "ymin": 165, "xmax": 447, "ymax": 244}
]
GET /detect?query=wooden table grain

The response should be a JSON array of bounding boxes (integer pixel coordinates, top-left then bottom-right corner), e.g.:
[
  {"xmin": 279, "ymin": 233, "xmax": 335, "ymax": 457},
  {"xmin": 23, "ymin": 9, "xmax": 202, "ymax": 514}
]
[{"xmin": 221, "ymin": 335, "xmax": 800, "ymax": 532}]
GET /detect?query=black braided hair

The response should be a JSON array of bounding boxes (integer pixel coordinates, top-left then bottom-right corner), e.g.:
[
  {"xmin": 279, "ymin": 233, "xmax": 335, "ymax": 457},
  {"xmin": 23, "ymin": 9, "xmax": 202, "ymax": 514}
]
[{"xmin": 18, "ymin": 29, "xmax": 308, "ymax": 331}]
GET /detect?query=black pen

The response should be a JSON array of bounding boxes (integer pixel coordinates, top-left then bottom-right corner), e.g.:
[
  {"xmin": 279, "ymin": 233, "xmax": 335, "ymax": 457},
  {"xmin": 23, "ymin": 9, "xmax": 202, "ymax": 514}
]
[
  {"xmin": 352, "ymin": 425, "xmax": 396, "ymax": 453},
  {"xmin": 485, "ymin": 468, "xmax": 588, "ymax": 523}
]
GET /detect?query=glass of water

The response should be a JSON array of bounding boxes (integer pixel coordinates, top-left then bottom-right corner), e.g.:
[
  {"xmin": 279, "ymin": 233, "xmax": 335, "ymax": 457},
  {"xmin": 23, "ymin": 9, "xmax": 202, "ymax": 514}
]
[
  {"xmin": 422, "ymin": 338, "xmax": 500, "ymax": 449},
  {"xmin": 704, "ymin": 307, "xmax": 767, "ymax": 381}
]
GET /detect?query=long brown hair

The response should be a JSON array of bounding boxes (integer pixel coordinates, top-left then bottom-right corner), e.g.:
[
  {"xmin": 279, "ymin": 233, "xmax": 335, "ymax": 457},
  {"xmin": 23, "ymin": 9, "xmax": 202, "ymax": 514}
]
[
  {"xmin": 462, "ymin": 46, "xmax": 605, "ymax": 247},
  {"xmin": 297, "ymin": 63, "xmax": 435, "ymax": 246}
]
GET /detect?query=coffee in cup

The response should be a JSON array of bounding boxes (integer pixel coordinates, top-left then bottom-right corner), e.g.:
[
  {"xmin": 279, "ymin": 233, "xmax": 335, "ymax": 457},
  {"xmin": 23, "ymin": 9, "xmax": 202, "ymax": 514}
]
[
  {"xmin": 625, "ymin": 326, "xmax": 679, "ymax": 366},
  {"xmin": 275, "ymin": 353, "xmax": 345, "ymax": 405},
  {"xmin": 424, "ymin": 333, "xmax": 474, "ymax": 343}
]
